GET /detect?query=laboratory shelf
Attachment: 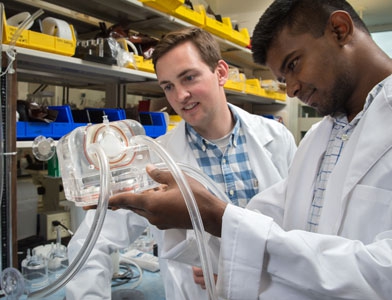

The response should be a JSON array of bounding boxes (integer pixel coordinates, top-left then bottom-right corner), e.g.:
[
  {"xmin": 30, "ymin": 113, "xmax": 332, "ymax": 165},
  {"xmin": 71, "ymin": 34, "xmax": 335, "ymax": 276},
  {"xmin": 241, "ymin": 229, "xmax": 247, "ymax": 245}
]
[
  {"xmin": 2, "ymin": 44, "xmax": 157, "ymax": 87},
  {"xmin": 225, "ymin": 89, "xmax": 286, "ymax": 105},
  {"xmin": 3, "ymin": 0, "xmax": 284, "ymax": 103},
  {"xmin": 8, "ymin": 0, "xmax": 264, "ymax": 70}
]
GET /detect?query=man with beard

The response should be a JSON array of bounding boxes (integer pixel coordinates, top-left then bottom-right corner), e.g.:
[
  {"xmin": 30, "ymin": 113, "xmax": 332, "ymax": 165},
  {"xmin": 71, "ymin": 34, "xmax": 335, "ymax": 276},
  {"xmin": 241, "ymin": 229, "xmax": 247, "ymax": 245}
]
[
  {"xmin": 66, "ymin": 27, "xmax": 296, "ymax": 299},
  {"xmin": 109, "ymin": 0, "xmax": 392, "ymax": 299}
]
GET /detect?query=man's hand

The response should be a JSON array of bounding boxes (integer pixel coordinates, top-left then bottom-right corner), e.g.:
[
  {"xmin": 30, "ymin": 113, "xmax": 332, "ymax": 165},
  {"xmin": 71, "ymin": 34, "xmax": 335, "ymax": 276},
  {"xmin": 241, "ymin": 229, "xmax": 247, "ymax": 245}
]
[
  {"xmin": 192, "ymin": 266, "xmax": 217, "ymax": 289},
  {"xmin": 108, "ymin": 164, "xmax": 227, "ymax": 237}
]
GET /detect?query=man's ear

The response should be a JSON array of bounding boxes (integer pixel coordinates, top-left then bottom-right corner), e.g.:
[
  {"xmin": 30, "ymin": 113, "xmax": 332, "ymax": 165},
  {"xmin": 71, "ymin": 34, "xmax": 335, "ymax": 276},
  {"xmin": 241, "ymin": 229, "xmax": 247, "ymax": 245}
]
[
  {"xmin": 328, "ymin": 10, "xmax": 354, "ymax": 45},
  {"xmin": 216, "ymin": 59, "xmax": 229, "ymax": 86}
]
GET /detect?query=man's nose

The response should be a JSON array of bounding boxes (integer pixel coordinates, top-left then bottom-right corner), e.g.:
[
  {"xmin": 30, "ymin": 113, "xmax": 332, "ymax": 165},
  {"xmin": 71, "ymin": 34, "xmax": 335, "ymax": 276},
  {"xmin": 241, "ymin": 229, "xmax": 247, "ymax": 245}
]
[
  {"xmin": 285, "ymin": 77, "xmax": 300, "ymax": 98},
  {"xmin": 174, "ymin": 86, "xmax": 191, "ymax": 102}
]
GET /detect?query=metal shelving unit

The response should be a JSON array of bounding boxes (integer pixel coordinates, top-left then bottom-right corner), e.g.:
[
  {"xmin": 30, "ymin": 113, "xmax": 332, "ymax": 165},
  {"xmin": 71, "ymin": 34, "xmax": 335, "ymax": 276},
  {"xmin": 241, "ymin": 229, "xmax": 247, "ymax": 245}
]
[
  {"xmin": 2, "ymin": 0, "xmax": 285, "ymax": 104},
  {"xmin": 0, "ymin": 0, "xmax": 288, "ymax": 272}
]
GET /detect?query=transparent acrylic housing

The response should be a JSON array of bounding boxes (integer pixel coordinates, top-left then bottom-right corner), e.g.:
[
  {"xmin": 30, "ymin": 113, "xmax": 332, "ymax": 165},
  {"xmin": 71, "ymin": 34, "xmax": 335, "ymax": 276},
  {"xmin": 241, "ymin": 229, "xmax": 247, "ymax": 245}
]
[{"xmin": 56, "ymin": 119, "xmax": 158, "ymax": 206}]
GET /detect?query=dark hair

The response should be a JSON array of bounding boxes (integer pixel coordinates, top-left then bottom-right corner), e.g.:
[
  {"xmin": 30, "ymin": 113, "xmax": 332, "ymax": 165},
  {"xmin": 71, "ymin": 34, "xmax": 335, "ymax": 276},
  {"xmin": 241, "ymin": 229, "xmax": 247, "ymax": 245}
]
[
  {"xmin": 152, "ymin": 27, "xmax": 222, "ymax": 72},
  {"xmin": 252, "ymin": 0, "xmax": 370, "ymax": 65}
]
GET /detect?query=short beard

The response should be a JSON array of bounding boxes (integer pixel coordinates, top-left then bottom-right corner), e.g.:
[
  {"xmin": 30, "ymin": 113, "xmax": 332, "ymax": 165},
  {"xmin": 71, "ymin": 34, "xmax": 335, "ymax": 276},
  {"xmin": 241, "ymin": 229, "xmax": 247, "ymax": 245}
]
[{"xmin": 317, "ymin": 72, "xmax": 353, "ymax": 117}]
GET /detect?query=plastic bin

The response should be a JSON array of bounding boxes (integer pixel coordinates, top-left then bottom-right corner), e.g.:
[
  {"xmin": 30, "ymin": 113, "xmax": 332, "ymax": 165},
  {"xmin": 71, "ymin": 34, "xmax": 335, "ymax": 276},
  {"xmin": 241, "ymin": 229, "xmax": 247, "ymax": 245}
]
[
  {"xmin": 139, "ymin": 0, "xmax": 184, "ymax": 13},
  {"xmin": 224, "ymin": 79, "xmax": 246, "ymax": 92},
  {"xmin": 226, "ymin": 27, "xmax": 251, "ymax": 47},
  {"xmin": 172, "ymin": 4, "xmax": 205, "ymax": 27},
  {"xmin": 245, "ymin": 78, "xmax": 263, "ymax": 96},
  {"xmin": 198, "ymin": 6, "xmax": 233, "ymax": 40},
  {"xmin": 2, "ymin": 11, "xmax": 77, "ymax": 56},
  {"xmin": 259, "ymin": 89, "xmax": 287, "ymax": 101},
  {"xmin": 86, "ymin": 108, "xmax": 126, "ymax": 122},
  {"xmin": 139, "ymin": 112, "xmax": 167, "ymax": 138},
  {"xmin": 16, "ymin": 105, "xmax": 75, "ymax": 140},
  {"xmin": 125, "ymin": 55, "xmax": 155, "ymax": 73}
]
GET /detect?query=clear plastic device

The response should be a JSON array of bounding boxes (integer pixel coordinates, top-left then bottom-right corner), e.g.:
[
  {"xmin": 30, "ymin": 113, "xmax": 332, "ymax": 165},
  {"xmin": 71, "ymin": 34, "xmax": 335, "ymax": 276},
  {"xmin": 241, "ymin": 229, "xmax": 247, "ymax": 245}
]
[
  {"xmin": 1, "ymin": 117, "xmax": 225, "ymax": 299},
  {"xmin": 56, "ymin": 116, "xmax": 158, "ymax": 206}
]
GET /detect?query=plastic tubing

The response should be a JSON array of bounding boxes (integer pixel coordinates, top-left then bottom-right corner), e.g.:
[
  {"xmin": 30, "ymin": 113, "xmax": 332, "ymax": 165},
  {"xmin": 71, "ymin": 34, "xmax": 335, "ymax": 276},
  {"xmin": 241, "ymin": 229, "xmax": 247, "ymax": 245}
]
[
  {"xmin": 25, "ymin": 135, "xmax": 227, "ymax": 299},
  {"xmin": 125, "ymin": 40, "xmax": 139, "ymax": 56},
  {"xmin": 1, "ymin": 9, "xmax": 44, "ymax": 76},
  {"xmin": 9, "ymin": 9, "xmax": 44, "ymax": 48},
  {"xmin": 118, "ymin": 257, "xmax": 143, "ymax": 289},
  {"xmin": 155, "ymin": 162, "xmax": 231, "ymax": 205},
  {"xmin": 131, "ymin": 135, "xmax": 218, "ymax": 300},
  {"xmin": 0, "ymin": 5, "xmax": 40, "ymax": 201},
  {"xmin": 27, "ymin": 143, "xmax": 110, "ymax": 299},
  {"xmin": 177, "ymin": 162, "xmax": 231, "ymax": 204}
]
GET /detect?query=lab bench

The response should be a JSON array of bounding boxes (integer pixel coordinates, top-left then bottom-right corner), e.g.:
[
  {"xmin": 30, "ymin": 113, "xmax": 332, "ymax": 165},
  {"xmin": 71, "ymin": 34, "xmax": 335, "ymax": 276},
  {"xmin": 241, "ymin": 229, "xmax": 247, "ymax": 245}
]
[{"xmin": 17, "ymin": 268, "xmax": 165, "ymax": 299}]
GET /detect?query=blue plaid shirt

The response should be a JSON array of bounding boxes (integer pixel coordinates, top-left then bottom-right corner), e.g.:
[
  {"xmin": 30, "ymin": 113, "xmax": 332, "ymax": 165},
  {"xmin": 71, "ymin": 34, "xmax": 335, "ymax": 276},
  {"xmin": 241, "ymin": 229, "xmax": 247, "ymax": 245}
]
[
  {"xmin": 186, "ymin": 108, "xmax": 259, "ymax": 207},
  {"xmin": 306, "ymin": 81, "xmax": 383, "ymax": 232}
]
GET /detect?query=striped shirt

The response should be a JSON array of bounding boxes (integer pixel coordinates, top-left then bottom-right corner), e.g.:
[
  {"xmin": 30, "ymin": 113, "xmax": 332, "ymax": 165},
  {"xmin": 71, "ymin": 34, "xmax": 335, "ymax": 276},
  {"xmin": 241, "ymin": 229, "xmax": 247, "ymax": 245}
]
[{"xmin": 306, "ymin": 81, "xmax": 384, "ymax": 232}]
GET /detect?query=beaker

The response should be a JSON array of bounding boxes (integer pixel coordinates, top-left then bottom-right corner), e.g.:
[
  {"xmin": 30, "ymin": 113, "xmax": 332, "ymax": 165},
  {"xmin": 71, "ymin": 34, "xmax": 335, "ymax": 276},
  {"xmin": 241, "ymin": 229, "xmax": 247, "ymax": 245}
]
[{"xmin": 21, "ymin": 249, "xmax": 49, "ymax": 293}]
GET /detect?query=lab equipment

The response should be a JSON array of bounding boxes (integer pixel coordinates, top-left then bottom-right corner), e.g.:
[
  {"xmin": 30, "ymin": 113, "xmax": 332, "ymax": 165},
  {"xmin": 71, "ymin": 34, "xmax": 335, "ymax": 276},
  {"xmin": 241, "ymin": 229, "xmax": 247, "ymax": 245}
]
[
  {"xmin": 21, "ymin": 249, "xmax": 49, "ymax": 294},
  {"xmin": 56, "ymin": 116, "xmax": 158, "ymax": 207},
  {"xmin": 56, "ymin": 116, "xmax": 220, "ymax": 299},
  {"xmin": 31, "ymin": 135, "xmax": 56, "ymax": 161},
  {"xmin": 0, "ymin": 267, "xmax": 25, "ymax": 300},
  {"xmin": 2, "ymin": 116, "xmax": 228, "ymax": 299},
  {"xmin": 47, "ymin": 228, "xmax": 69, "ymax": 282}
]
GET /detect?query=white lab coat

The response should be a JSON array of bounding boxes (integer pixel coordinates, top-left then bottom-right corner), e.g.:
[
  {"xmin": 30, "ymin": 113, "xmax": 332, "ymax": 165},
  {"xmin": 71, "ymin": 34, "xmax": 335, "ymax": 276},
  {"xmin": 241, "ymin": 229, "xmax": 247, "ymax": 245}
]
[
  {"xmin": 65, "ymin": 104, "xmax": 297, "ymax": 299},
  {"xmin": 213, "ymin": 79, "xmax": 392, "ymax": 299},
  {"xmin": 156, "ymin": 104, "xmax": 296, "ymax": 300}
]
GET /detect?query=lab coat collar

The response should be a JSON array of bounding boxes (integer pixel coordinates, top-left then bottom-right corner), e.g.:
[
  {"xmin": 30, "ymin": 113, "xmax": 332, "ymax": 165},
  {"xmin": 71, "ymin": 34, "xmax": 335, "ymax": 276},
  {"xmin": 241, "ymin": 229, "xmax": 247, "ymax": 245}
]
[
  {"xmin": 319, "ymin": 85, "xmax": 392, "ymax": 234},
  {"xmin": 228, "ymin": 103, "xmax": 274, "ymax": 147}
]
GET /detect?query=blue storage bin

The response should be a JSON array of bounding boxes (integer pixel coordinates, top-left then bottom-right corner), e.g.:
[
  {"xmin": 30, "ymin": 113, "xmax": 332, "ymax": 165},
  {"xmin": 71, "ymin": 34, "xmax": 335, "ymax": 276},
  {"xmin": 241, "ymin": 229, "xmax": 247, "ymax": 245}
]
[
  {"xmin": 17, "ymin": 105, "xmax": 75, "ymax": 140},
  {"xmin": 139, "ymin": 112, "xmax": 167, "ymax": 138},
  {"xmin": 86, "ymin": 108, "xmax": 126, "ymax": 122},
  {"xmin": 16, "ymin": 121, "xmax": 26, "ymax": 138},
  {"xmin": 48, "ymin": 105, "xmax": 73, "ymax": 122},
  {"xmin": 16, "ymin": 106, "xmax": 164, "ymax": 140}
]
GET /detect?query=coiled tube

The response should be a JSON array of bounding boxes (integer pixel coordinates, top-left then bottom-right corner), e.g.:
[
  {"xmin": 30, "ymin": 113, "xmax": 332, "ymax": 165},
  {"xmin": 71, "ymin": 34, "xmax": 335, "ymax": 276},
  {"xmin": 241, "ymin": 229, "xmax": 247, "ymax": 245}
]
[
  {"xmin": 27, "ymin": 143, "xmax": 110, "ymax": 299},
  {"xmin": 131, "ymin": 135, "xmax": 218, "ymax": 300},
  {"xmin": 23, "ymin": 134, "xmax": 227, "ymax": 299}
]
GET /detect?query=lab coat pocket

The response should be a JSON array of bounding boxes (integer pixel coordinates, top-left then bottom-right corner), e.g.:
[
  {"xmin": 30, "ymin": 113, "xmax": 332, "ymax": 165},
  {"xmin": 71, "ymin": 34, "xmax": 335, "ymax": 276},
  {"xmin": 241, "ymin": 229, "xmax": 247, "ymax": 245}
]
[{"xmin": 341, "ymin": 184, "xmax": 392, "ymax": 243}]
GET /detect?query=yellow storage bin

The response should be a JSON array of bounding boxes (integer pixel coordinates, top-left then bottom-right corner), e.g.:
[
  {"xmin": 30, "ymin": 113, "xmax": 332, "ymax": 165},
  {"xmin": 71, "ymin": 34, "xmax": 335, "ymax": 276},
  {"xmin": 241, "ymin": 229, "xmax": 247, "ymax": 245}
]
[
  {"xmin": 172, "ymin": 4, "xmax": 205, "ymax": 27},
  {"xmin": 205, "ymin": 16, "xmax": 233, "ymax": 40},
  {"xmin": 2, "ymin": 13, "xmax": 76, "ymax": 56},
  {"xmin": 198, "ymin": 6, "xmax": 232, "ymax": 40},
  {"xmin": 245, "ymin": 79, "xmax": 262, "ymax": 96},
  {"xmin": 226, "ymin": 27, "xmax": 250, "ymax": 47},
  {"xmin": 168, "ymin": 115, "xmax": 182, "ymax": 131},
  {"xmin": 125, "ymin": 55, "xmax": 155, "ymax": 73},
  {"xmin": 138, "ymin": 58, "xmax": 155, "ymax": 73},
  {"xmin": 124, "ymin": 54, "xmax": 143, "ymax": 69},
  {"xmin": 259, "ymin": 89, "xmax": 287, "ymax": 101},
  {"xmin": 139, "ymin": 0, "xmax": 184, "ymax": 13},
  {"xmin": 224, "ymin": 79, "xmax": 246, "ymax": 93}
]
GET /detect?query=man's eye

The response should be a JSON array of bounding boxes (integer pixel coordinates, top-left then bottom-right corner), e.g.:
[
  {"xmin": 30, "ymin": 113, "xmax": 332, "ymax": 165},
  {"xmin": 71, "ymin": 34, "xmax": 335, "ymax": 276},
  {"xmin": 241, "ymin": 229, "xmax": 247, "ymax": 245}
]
[
  {"xmin": 185, "ymin": 75, "xmax": 194, "ymax": 82},
  {"xmin": 163, "ymin": 84, "xmax": 173, "ymax": 92},
  {"xmin": 288, "ymin": 58, "xmax": 298, "ymax": 71}
]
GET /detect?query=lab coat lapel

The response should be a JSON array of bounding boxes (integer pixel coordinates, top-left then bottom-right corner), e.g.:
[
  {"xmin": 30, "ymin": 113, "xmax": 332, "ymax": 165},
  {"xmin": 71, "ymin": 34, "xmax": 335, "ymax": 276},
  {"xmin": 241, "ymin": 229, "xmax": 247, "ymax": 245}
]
[
  {"xmin": 239, "ymin": 114, "xmax": 283, "ymax": 189},
  {"xmin": 319, "ymin": 90, "xmax": 392, "ymax": 234},
  {"xmin": 283, "ymin": 117, "xmax": 333, "ymax": 230},
  {"xmin": 162, "ymin": 121, "xmax": 199, "ymax": 168}
]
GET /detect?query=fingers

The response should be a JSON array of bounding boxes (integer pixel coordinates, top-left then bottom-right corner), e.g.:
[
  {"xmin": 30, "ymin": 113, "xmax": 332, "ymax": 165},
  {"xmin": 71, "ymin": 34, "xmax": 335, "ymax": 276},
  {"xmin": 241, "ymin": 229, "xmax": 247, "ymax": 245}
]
[
  {"xmin": 192, "ymin": 266, "xmax": 218, "ymax": 290},
  {"xmin": 146, "ymin": 164, "xmax": 175, "ymax": 185},
  {"xmin": 82, "ymin": 205, "xmax": 97, "ymax": 211},
  {"xmin": 109, "ymin": 191, "xmax": 147, "ymax": 211},
  {"xmin": 192, "ymin": 266, "xmax": 206, "ymax": 289}
]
